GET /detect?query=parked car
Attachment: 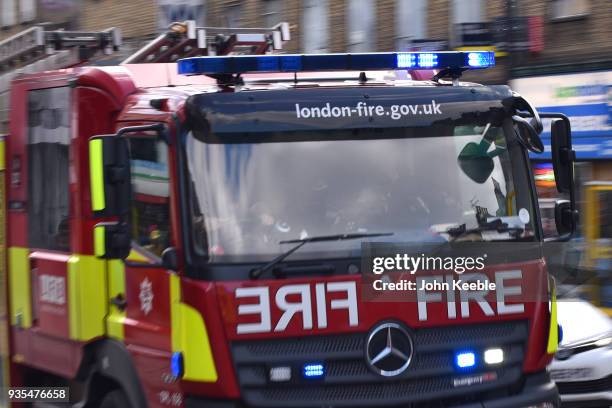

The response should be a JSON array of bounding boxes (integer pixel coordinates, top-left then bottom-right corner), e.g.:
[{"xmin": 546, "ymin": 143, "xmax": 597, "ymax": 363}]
[{"xmin": 549, "ymin": 298, "xmax": 612, "ymax": 407}]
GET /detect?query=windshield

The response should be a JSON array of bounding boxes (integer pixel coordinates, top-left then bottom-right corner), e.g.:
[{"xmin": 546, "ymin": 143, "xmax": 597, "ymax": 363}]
[{"xmin": 185, "ymin": 121, "xmax": 536, "ymax": 262}]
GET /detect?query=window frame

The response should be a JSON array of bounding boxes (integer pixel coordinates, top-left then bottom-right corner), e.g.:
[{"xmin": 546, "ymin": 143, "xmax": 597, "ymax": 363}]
[
  {"xmin": 395, "ymin": 0, "xmax": 427, "ymax": 50},
  {"xmin": 225, "ymin": 2, "xmax": 243, "ymax": 27},
  {"xmin": 262, "ymin": 0, "xmax": 283, "ymax": 27},
  {"xmin": 1, "ymin": 0, "xmax": 16, "ymax": 27},
  {"xmin": 346, "ymin": 0, "xmax": 376, "ymax": 52},
  {"xmin": 125, "ymin": 133, "xmax": 173, "ymax": 265},
  {"xmin": 26, "ymin": 86, "xmax": 71, "ymax": 252},
  {"xmin": 19, "ymin": 0, "xmax": 35, "ymax": 23},
  {"xmin": 550, "ymin": 0, "xmax": 590, "ymax": 22},
  {"xmin": 302, "ymin": 0, "xmax": 329, "ymax": 53}
]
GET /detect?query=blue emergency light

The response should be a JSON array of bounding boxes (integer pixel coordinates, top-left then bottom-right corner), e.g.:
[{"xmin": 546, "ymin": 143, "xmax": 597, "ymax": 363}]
[
  {"xmin": 455, "ymin": 351, "xmax": 476, "ymax": 369},
  {"xmin": 302, "ymin": 363, "xmax": 325, "ymax": 379},
  {"xmin": 177, "ymin": 51, "xmax": 495, "ymax": 76}
]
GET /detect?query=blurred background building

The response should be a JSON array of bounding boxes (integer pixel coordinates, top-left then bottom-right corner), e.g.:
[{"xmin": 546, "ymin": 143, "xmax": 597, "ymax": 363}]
[
  {"xmin": 2, "ymin": 1, "xmax": 610, "ymax": 79},
  {"xmin": 1, "ymin": 0, "xmax": 611, "ymax": 303}
]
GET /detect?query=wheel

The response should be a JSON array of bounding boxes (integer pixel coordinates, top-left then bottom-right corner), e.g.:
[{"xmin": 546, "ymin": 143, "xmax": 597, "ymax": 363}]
[{"xmin": 99, "ymin": 389, "xmax": 130, "ymax": 408}]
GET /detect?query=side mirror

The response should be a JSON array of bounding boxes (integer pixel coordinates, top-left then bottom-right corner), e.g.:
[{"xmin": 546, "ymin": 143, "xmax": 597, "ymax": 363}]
[
  {"xmin": 89, "ymin": 123, "xmax": 167, "ymax": 260},
  {"xmin": 540, "ymin": 112, "xmax": 578, "ymax": 242},
  {"xmin": 505, "ymin": 93, "xmax": 545, "ymax": 153},
  {"xmin": 554, "ymin": 199, "xmax": 578, "ymax": 237},
  {"xmin": 550, "ymin": 118, "xmax": 575, "ymax": 194},
  {"xmin": 513, "ymin": 115, "xmax": 545, "ymax": 153},
  {"xmin": 458, "ymin": 141, "xmax": 494, "ymax": 184},
  {"xmin": 89, "ymin": 135, "xmax": 131, "ymax": 218}
]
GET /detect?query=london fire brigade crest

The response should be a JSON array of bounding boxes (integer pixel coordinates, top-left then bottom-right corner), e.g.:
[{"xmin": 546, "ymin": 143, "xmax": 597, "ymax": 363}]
[{"xmin": 139, "ymin": 277, "xmax": 154, "ymax": 315}]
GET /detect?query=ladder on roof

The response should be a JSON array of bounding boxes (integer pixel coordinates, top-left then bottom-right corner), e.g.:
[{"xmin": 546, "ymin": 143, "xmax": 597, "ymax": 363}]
[
  {"xmin": 121, "ymin": 21, "xmax": 291, "ymax": 64},
  {"xmin": 0, "ymin": 26, "xmax": 121, "ymax": 74},
  {"xmin": 0, "ymin": 26, "xmax": 121, "ymax": 135}
]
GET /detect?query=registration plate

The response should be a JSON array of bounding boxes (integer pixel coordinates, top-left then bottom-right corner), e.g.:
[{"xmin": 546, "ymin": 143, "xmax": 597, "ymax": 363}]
[{"xmin": 549, "ymin": 368, "xmax": 593, "ymax": 381}]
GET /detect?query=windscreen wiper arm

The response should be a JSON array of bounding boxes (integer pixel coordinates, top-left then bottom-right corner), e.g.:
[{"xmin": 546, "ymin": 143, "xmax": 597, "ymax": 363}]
[{"xmin": 249, "ymin": 232, "xmax": 394, "ymax": 279}]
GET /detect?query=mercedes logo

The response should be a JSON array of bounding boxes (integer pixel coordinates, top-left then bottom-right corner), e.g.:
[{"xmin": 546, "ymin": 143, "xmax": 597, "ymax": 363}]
[{"xmin": 365, "ymin": 322, "xmax": 414, "ymax": 377}]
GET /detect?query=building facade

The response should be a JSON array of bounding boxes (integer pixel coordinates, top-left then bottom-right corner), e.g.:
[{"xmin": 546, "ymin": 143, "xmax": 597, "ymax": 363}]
[{"xmin": 3, "ymin": 1, "xmax": 610, "ymax": 79}]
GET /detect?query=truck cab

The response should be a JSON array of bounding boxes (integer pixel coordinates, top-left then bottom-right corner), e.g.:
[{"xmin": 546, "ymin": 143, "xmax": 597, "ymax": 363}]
[{"xmin": 2, "ymin": 47, "xmax": 577, "ymax": 408}]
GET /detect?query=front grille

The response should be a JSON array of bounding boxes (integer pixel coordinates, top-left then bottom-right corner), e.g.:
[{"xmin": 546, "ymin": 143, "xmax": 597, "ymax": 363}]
[
  {"xmin": 557, "ymin": 374, "xmax": 612, "ymax": 394},
  {"xmin": 231, "ymin": 321, "xmax": 528, "ymax": 407}
]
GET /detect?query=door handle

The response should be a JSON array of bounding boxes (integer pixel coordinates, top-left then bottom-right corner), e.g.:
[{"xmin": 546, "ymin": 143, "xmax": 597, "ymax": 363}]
[{"xmin": 110, "ymin": 294, "xmax": 127, "ymax": 311}]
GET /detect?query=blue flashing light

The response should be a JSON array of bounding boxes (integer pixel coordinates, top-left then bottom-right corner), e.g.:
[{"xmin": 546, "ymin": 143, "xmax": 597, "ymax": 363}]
[
  {"xmin": 396, "ymin": 53, "xmax": 416, "ymax": 68},
  {"xmin": 177, "ymin": 51, "xmax": 495, "ymax": 76},
  {"xmin": 455, "ymin": 351, "xmax": 476, "ymax": 369},
  {"xmin": 171, "ymin": 352, "xmax": 184, "ymax": 378},
  {"xmin": 302, "ymin": 363, "xmax": 325, "ymax": 379},
  {"xmin": 417, "ymin": 53, "xmax": 439, "ymax": 68},
  {"xmin": 467, "ymin": 52, "xmax": 495, "ymax": 68}
]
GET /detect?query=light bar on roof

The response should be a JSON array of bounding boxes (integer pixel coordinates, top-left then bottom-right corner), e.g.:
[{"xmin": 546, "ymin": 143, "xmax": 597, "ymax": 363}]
[{"xmin": 177, "ymin": 51, "xmax": 495, "ymax": 75}]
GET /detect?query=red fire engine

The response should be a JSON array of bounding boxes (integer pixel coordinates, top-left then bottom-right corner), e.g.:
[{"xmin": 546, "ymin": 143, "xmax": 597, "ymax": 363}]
[{"xmin": 1, "ymin": 20, "xmax": 577, "ymax": 408}]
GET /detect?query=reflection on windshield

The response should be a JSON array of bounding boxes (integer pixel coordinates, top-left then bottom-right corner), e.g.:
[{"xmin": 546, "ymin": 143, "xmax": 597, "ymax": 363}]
[{"xmin": 186, "ymin": 125, "xmax": 534, "ymax": 261}]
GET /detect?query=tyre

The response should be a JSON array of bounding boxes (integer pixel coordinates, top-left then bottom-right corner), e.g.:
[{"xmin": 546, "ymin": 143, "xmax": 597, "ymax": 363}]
[{"xmin": 99, "ymin": 389, "xmax": 131, "ymax": 408}]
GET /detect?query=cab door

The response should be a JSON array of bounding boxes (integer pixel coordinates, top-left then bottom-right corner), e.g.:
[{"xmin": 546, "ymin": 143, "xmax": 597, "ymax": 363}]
[
  {"xmin": 6, "ymin": 79, "xmax": 125, "ymax": 384},
  {"xmin": 101, "ymin": 129, "xmax": 182, "ymax": 406},
  {"xmin": 6, "ymin": 85, "xmax": 86, "ymax": 377}
]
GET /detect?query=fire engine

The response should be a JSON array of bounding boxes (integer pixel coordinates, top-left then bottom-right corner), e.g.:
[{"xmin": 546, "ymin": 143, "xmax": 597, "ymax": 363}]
[{"xmin": 0, "ymin": 20, "xmax": 578, "ymax": 408}]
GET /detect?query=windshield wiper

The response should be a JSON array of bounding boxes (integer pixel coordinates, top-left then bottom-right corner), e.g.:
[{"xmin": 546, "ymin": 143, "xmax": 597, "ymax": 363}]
[
  {"xmin": 446, "ymin": 219, "xmax": 524, "ymax": 241},
  {"xmin": 249, "ymin": 232, "xmax": 394, "ymax": 279}
]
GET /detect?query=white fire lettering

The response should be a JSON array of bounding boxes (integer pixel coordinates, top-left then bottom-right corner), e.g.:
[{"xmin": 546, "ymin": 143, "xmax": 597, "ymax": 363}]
[
  {"xmin": 459, "ymin": 273, "xmax": 494, "ymax": 318},
  {"xmin": 417, "ymin": 271, "xmax": 525, "ymax": 321},
  {"xmin": 495, "ymin": 270, "xmax": 525, "ymax": 314},
  {"xmin": 275, "ymin": 284, "xmax": 312, "ymax": 332},
  {"xmin": 236, "ymin": 287, "xmax": 271, "ymax": 334},
  {"xmin": 236, "ymin": 281, "xmax": 358, "ymax": 334}
]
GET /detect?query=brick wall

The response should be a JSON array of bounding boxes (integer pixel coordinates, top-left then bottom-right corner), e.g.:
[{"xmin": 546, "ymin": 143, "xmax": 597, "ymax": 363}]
[{"xmin": 80, "ymin": 0, "xmax": 157, "ymax": 40}]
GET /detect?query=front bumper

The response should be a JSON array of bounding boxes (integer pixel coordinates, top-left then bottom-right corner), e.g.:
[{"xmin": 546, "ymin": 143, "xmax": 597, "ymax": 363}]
[
  {"xmin": 449, "ymin": 373, "xmax": 559, "ymax": 408},
  {"xmin": 185, "ymin": 372, "xmax": 560, "ymax": 408}
]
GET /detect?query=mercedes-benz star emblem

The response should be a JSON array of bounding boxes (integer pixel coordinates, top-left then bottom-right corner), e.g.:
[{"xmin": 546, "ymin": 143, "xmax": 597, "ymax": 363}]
[{"xmin": 366, "ymin": 322, "xmax": 414, "ymax": 377}]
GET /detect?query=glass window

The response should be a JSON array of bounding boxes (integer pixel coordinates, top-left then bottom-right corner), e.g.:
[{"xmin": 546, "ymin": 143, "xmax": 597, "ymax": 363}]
[
  {"xmin": 452, "ymin": 0, "xmax": 484, "ymax": 23},
  {"xmin": 1, "ymin": 0, "xmax": 16, "ymax": 27},
  {"xmin": 225, "ymin": 2, "xmax": 243, "ymax": 27},
  {"xmin": 395, "ymin": 0, "xmax": 427, "ymax": 50},
  {"xmin": 19, "ymin": 0, "xmax": 35, "ymax": 22},
  {"xmin": 551, "ymin": 0, "xmax": 589, "ymax": 20},
  {"xmin": 302, "ymin": 0, "xmax": 329, "ymax": 53},
  {"xmin": 263, "ymin": 0, "xmax": 282, "ymax": 27},
  {"xmin": 27, "ymin": 87, "xmax": 70, "ymax": 251},
  {"xmin": 186, "ymin": 122, "xmax": 535, "ymax": 262},
  {"xmin": 157, "ymin": 0, "xmax": 207, "ymax": 31},
  {"xmin": 128, "ymin": 137, "xmax": 171, "ymax": 259},
  {"xmin": 347, "ymin": 0, "xmax": 376, "ymax": 52}
]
